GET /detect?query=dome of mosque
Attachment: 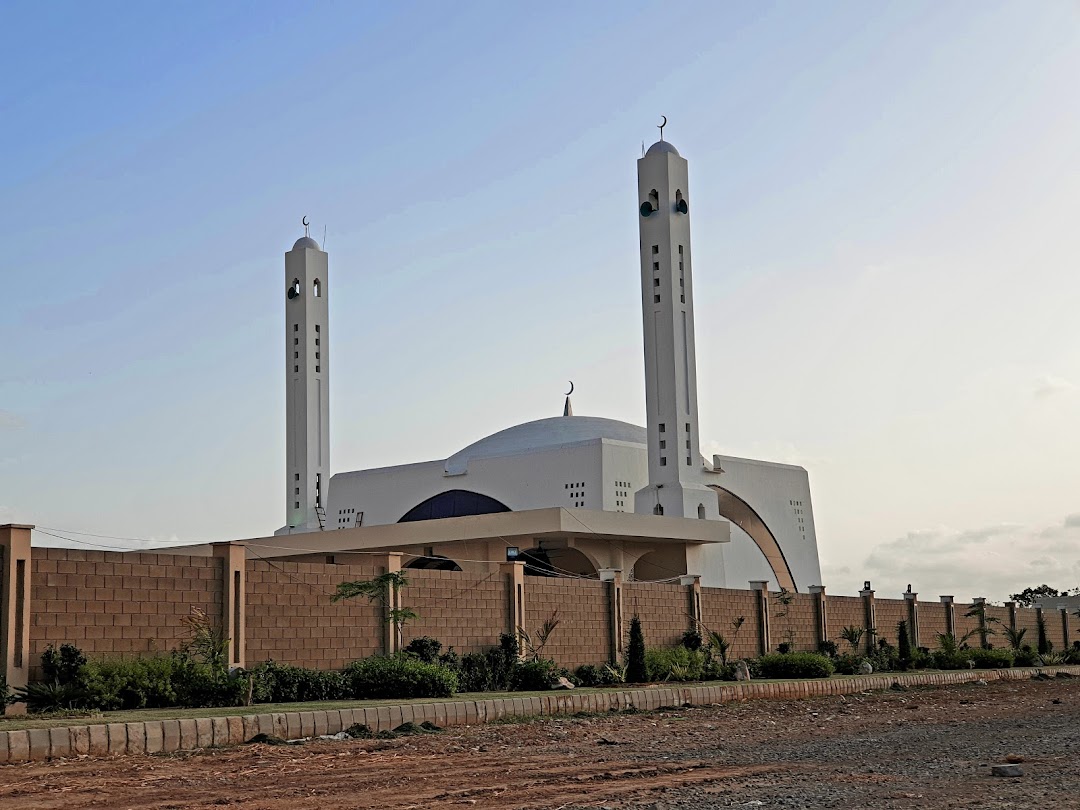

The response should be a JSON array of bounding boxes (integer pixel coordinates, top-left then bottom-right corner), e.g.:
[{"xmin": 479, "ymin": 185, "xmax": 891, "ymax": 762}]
[
  {"xmin": 444, "ymin": 415, "xmax": 646, "ymax": 475},
  {"xmin": 645, "ymin": 140, "xmax": 680, "ymax": 157},
  {"xmin": 292, "ymin": 236, "xmax": 321, "ymax": 251}
]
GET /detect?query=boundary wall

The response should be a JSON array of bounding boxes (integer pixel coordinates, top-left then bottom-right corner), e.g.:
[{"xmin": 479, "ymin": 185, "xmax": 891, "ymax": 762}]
[
  {"xmin": 1, "ymin": 665, "xmax": 1077, "ymax": 764},
  {"xmin": 1, "ymin": 525, "xmax": 1075, "ymax": 716}
]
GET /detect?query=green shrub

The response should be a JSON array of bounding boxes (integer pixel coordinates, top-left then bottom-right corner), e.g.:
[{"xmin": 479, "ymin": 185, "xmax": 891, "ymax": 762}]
[
  {"xmin": 1015, "ymin": 645, "xmax": 1040, "ymax": 667},
  {"xmin": 81, "ymin": 655, "xmax": 181, "ymax": 710},
  {"xmin": 680, "ymin": 629, "xmax": 703, "ymax": 651},
  {"xmin": 403, "ymin": 637, "xmax": 443, "ymax": 664},
  {"xmin": 346, "ymin": 655, "xmax": 458, "ymax": 699},
  {"xmin": 756, "ymin": 652, "xmax": 835, "ymax": 679},
  {"xmin": 456, "ymin": 652, "xmax": 493, "ymax": 692},
  {"xmin": 930, "ymin": 649, "xmax": 971, "ymax": 670},
  {"xmin": 967, "ymin": 648, "xmax": 1015, "ymax": 669},
  {"xmin": 250, "ymin": 661, "xmax": 349, "ymax": 703},
  {"xmin": 41, "ymin": 644, "xmax": 87, "ymax": 686},
  {"xmin": 1037, "ymin": 613, "xmax": 1051, "ymax": 655},
  {"xmin": 487, "ymin": 634, "xmax": 520, "ymax": 691},
  {"xmin": 832, "ymin": 653, "xmax": 861, "ymax": 675},
  {"xmin": 14, "ymin": 681, "xmax": 90, "ymax": 713},
  {"xmin": 574, "ymin": 664, "xmax": 623, "ymax": 687},
  {"xmin": 817, "ymin": 640, "xmax": 838, "ymax": 657},
  {"xmin": 626, "ymin": 616, "xmax": 647, "ymax": 683},
  {"xmin": 645, "ymin": 647, "xmax": 705, "ymax": 682},
  {"xmin": 511, "ymin": 658, "xmax": 559, "ymax": 691}
]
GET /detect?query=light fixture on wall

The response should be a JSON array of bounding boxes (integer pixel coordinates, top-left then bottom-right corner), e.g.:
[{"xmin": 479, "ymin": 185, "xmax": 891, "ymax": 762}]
[
  {"xmin": 506, "ymin": 547, "xmax": 520, "ymax": 562},
  {"xmin": 863, "ymin": 580, "xmax": 872, "ymax": 591}
]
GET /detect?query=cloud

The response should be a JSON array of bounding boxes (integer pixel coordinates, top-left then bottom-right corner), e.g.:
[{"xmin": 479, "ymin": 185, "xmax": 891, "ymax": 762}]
[
  {"xmin": 840, "ymin": 515, "xmax": 1080, "ymax": 602},
  {"xmin": 1034, "ymin": 375, "xmax": 1078, "ymax": 399},
  {"xmin": 0, "ymin": 410, "xmax": 26, "ymax": 430}
]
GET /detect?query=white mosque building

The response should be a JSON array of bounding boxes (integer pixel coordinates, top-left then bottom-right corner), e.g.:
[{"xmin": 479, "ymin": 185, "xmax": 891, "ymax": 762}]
[{"xmin": 273, "ymin": 136, "xmax": 822, "ymax": 592}]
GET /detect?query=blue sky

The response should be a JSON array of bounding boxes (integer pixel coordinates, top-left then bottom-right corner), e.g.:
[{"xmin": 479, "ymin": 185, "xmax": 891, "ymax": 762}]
[{"xmin": 2, "ymin": 1, "xmax": 1078, "ymax": 599}]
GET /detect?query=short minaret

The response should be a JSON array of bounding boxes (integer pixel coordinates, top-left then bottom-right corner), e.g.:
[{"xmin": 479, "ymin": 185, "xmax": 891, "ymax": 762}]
[
  {"xmin": 282, "ymin": 226, "xmax": 329, "ymax": 533},
  {"xmin": 633, "ymin": 137, "xmax": 719, "ymax": 521}
]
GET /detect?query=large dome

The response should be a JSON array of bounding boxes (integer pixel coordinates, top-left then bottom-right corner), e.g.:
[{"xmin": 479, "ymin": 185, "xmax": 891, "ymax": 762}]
[
  {"xmin": 444, "ymin": 415, "xmax": 646, "ymax": 475},
  {"xmin": 646, "ymin": 140, "xmax": 680, "ymax": 157}
]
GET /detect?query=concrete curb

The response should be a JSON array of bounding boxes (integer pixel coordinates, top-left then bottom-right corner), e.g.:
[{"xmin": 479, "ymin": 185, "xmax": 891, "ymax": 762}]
[{"xmin": 2, "ymin": 665, "xmax": 1077, "ymax": 765}]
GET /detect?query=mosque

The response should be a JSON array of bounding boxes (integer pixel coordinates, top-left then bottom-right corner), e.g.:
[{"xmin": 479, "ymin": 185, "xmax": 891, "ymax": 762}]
[{"xmin": 271, "ymin": 134, "xmax": 823, "ymax": 592}]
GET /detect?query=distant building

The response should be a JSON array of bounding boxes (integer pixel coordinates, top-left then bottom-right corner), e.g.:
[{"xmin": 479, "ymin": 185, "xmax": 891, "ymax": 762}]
[{"xmin": 275, "ymin": 137, "xmax": 823, "ymax": 592}]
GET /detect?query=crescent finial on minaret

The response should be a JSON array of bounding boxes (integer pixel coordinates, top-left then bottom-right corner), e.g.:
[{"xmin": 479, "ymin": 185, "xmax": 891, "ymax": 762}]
[
  {"xmin": 302, "ymin": 215, "xmax": 310, "ymax": 237},
  {"xmin": 658, "ymin": 115, "xmax": 667, "ymax": 142}
]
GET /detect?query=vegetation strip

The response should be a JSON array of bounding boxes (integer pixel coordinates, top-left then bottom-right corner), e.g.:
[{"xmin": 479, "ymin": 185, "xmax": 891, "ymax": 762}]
[{"xmin": 1, "ymin": 666, "xmax": 1077, "ymax": 765}]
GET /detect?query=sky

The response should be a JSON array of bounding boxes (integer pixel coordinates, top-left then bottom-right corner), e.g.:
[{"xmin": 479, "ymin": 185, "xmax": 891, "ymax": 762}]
[{"xmin": 1, "ymin": 1, "xmax": 1078, "ymax": 601}]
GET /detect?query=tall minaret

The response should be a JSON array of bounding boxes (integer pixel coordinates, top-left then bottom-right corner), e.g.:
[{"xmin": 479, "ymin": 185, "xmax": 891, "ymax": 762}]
[
  {"xmin": 282, "ymin": 225, "xmax": 330, "ymax": 533},
  {"xmin": 633, "ymin": 136, "xmax": 720, "ymax": 521}
]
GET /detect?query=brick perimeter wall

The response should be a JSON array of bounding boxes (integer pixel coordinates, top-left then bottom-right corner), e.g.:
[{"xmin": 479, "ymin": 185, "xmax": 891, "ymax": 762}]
[
  {"xmin": 245, "ymin": 560, "xmax": 382, "ymax": 671},
  {"xmin": 827, "ymin": 596, "xmax": 866, "ymax": 647},
  {"xmin": 985, "ymin": 605, "xmax": 1011, "ymax": 645},
  {"xmin": 30, "ymin": 549, "xmax": 223, "ymax": 680},
  {"xmin": 874, "ymin": 599, "xmax": 907, "ymax": 646},
  {"xmin": 954, "ymin": 603, "xmax": 980, "ymax": 642},
  {"xmin": 526, "ymin": 578, "xmax": 609, "ymax": 669},
  {"xmin": 624, "ymin": 582, "xmax": 688, "ymax": 651},
  {"xmin": 919, "ymin": 603, "xmax": 949, "ymax": 646},
  {"xmin": 700, "ymin": 587, "xmax": 762, "ymax": 660},
  {"xmin": 772, "ymin": 593, "xmax": 817, "ymax": 652},
  {"xmin": 402, "ymin": 569, "xmax": 508, "ymax": 655}
]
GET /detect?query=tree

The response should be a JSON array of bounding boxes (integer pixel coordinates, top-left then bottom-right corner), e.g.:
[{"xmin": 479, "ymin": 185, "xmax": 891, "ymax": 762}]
[
  {"xmin": 332, "ymin": 571, "xmax": 417, "ymax": 650},
  {"xmin": 897, "ymin": 620, "xmax": 912, "ymax": 670},
  {"xmin": 626, "ymin": 615, "xmax": 647, "ymax": 684},
  {"xmin": 1009, "ymin": 585, "xmax": 1079, "ymax": 607}
]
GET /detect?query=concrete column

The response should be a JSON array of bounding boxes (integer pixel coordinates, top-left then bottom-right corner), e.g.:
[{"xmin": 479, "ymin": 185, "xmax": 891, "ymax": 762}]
[
  {"xmin": 500, "ymin": 561, "xmax": 526, "ymax": 648},
  {"xmin": 859, "ymin": 588, "xmax": 877, "ymax": 654},
  {"xmin": 940, "ymin": 596, "xmax": 955, "ymax": 638},
  {"xmin": 0, "ymin": 525, "xmax": 32, "ymax": 716},
  {"xmin": 599, "ymin": 569, "xmax": 623, "ymax": 664},
  {"xmin": 376, "ymin": 552, "xmax": 403, "ymax": 656},
  {"xmin": 1004, "ymin": 600, "xmax": 1017, "ymax": 637},
  {"xmin": 809, "ymin": 585, "xmax": 827, "ymax": 650},
  {"xmin": 903, "ymin": 591, "xmax": 920, "ymax": 650},
  {"xmin": 748, "ymin": 581, "xmax": 770, "ymax": 656},
  {"xmin": 212, "ymin": 542, "xmax": 246, "ymax": 670},
  {"xmin": 1060, "ymin": 605, "xmax": 1071, "ymax": 651},
  {"xmin": 680, "ymin": 574, "xmax": 702, "ymax": 632},
  {"xmin": 972, "ymin": 597, "xmax": 989, "ymax": 649},
  {"xmin": 1035, "ymin": 607, "xmax": 1046, "ymax": 652}
]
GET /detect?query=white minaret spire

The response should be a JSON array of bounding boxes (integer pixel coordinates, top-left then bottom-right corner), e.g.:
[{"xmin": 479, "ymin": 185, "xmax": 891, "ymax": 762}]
[
  {"xmin": 282, "ymin": 223, "xmax": 330, "ymax": 533},
  {"xmin": 633, "ymin": 135, "xmax": 720, "ymax": 521}
]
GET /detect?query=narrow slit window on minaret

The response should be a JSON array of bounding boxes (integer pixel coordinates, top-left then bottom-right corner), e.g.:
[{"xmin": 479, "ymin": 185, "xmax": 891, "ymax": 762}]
[
  {"xmin": 313, "ymin": 279, "xmax": 321, "ymax": 297},
  {"xmin": 651, "ymin": 245, "xmax": 658, "ymax": 254},
  {"xmin": 294, "ymin": 365, "xmax": 298, "ymax": 372},
  {"xmin": 660, "ymin": 457, "xmax": 667, "ymax": 466},
  {"xmin": 686, "ymin": 457, "xmax": 692, "ymax": 466},
  {"xmin": 659, "ymin": 423, "xmax": 666, "ymax": 432},
  {"xmin": 659, "ymin": 440, "xmax": 666, "ymax": 449},
  {"xmin": 678, "ymin": 245, "xmax": 683, "ymax": 254}
]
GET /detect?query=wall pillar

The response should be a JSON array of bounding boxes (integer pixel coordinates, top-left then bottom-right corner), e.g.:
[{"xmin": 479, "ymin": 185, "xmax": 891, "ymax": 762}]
[
  {"xmin": 376, "ymin": 552, "xmax": 403, "ymax": 656},
  {"xmin": 1035, "ymin": 607, "xmax": 1046, "ymax": 651},
  {"xmin": 0, "ymin": 525, "xmax": 32, "ymax": 716},
  {"xmin": 599, "ymin": 569, "xmax": 623, "ymax": 664},
  {"xmin": 212, "ymin": 542, "xmax": 247, "ymax": 670},
  {"xmin": 940, "ymin": 596, "xmax": 955, "ymax": 639},
  {"xmin": 903, "ymin": 591, "xmax": 920, "ymax": 650},
  {"xmin": 860, "ymin": 588, "xmax": 877, "ymax": 655},
  {"xmin": 972, "ymin": 597, "xmax": 989, "ymax": 649},
  {"xmin": 748, "ymin": 581, "xmax": 770, "ymax": 656},
  {"xmin": 1005, "ymin": 601, "xmax": 1018, "ymax": 636},
  {"xmin": 1060, "ymin": 605, "xmax": 1071, "ymax": 651},
  {"xmin": 500, "ymin": 561, "xmax": 526, "ymax": 649},
  {"xmin": 680, "ymin": 574, "xmax": 701, "ymax": 632},
  {"xmin": 809, "ymin": 585, "xmax": 827, "ymax": 650}
]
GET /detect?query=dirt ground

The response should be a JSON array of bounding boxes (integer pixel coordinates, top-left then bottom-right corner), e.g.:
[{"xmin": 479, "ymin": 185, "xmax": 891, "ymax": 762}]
[{"xmin": 1, "ymin": 677, "xmax": 1077, "ymax": 809}]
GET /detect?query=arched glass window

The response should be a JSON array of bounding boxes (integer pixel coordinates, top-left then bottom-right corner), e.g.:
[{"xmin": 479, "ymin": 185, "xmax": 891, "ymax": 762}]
[{"xmin": 398, "ymin": 490, "xmax": 511, "ymax": 523}]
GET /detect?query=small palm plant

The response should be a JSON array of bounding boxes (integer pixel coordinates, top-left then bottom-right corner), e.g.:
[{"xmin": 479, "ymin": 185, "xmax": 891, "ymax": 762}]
[
  {"xmin": 1003, "ymin": 626, "xmax": 1027, "ymax": 650},
  {"xmin": 840, "ymin": 626, "xmax": 864, "ymax": 653},
  {"xmin": 332, "ymin": 571, "xmax": 418, "ymax": 650}
]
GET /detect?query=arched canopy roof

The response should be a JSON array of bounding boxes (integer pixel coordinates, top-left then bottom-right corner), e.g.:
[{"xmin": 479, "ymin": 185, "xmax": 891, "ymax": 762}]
[
  {"xmin": 444, "ymin": 416, "xmax": 646, "ymax": 474},
  {"xmin": 398, "ymin": 489, "xmax": 510, "ymax": 523}
]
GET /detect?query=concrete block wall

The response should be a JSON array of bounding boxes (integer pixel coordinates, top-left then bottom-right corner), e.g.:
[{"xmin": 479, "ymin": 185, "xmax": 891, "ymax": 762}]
[
  {"xmin": 245, "ymin": 560, "xmax": 382, "ymax": 670},
  {"xmin": 623, "ymin": 582, "xmax": 688, "ymax": 651},
  {"xmin": 826, "ymin": 596, "xmax": 865, "ymax": 646},
  {"xmin": 770, "ymin": 592, "xmax": 817, "ymax": 652},
  {"xmin": 699, "ymin": 587, "xmax": 762, "ymax": 660},
  {"xmin": 525, "ymin": 578, "xmax": 608, "ymax": 669},
  {"xmin": 29, "ymin": 549, "xmax": 223, "ymax": 679},
  {"xmin": 953, "ymin": 603, "xmax": 981, "ymax": 642},
  {"xmin": 1014, "ymin": 606, "xmax": 1043, "ymax": 648},
  {"xmin": 919, "ymin": 602, "xmax": 949, "ymax": 645},
  {"xmin": 402, "ymin": 569, "xmax": 510, "ymax": 655},
  {"xmin": 874, "ymin": 599, "xmax": 908, "ymax": 646}
]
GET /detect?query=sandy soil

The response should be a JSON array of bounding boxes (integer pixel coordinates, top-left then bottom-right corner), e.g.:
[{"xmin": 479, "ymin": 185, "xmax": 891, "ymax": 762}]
[{"xmin": 1, "ymin": 676, "xmax": 1077, "ymax": 809}]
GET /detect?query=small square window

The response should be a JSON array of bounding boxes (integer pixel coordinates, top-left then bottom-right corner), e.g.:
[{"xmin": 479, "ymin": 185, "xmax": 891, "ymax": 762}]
[
  {"xmin": 315, "ymin": 325, "xmax": 320, "ymax": 332},
  {"xmin": 294, "ymin": 365, "xmax": 299, "ymax": 372},
  {"xmin": 294, "ymin": 501, "xmax": 300, "ymax": 509},
  {"xmin": 660, "ymin": 457, "xmax": 667, "ymax": 466},
  {"xmin": 681, "ymin": 295, "xmax": 685, "ymax": 303},
  {"xmin": 685, "ymin": 423, "xmax": 691, "ymax": 432},
  {"xmin": 294, "ymin": 487, "xmax": 299, "ymax": 495},
  {"xmin": 654, "ymin": 294, "xmax": 660, "ymax": 303},
  {"xmin": 686, "ymin": 457, "xmax": 692, "ymax": 465},
  {"xmin": 651, "ymin": 245, "xmax": 659, "ymax": 254},
  {"xmin": 316, "ymin": 365, "xmax": 321, "ymax": 372},
  {"xmin": 659, "ymin": 440, "xmax": 666, "ymax": 449},
  {"xmin": 654, "ymin": 278, "xmax": 660, "ymax": 287},
  {"xmin": 294, "ymin": 338, "xmax": 298, "ymax": 345},
  {"xmin": 686, "ymin": 439, "xmax": 691, "ymax": 449},
  {"xmin": 294, "ymin": 351, "xmax": 298, "ymax": 359},
  {"xmin": 315, "ymin": 352, "xmax": 320, "ymax": 359},
  {"xmin": 653, "ymin": 262, "xmax": 659, "ymax": 272},
  {"xmin": 678, "ymin": 245, "xmax": 683, "ymax": 254},
  {"xmin": 659, "ymin": 423, "xmax": 666, "ymax": 433},
  {"xmin": 293, "ymin": 324, "xmax": 298, "ymax": 332},
  {"xmin": 315, "ymin": 338, "xmax": 320, "ymax": 346}
]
